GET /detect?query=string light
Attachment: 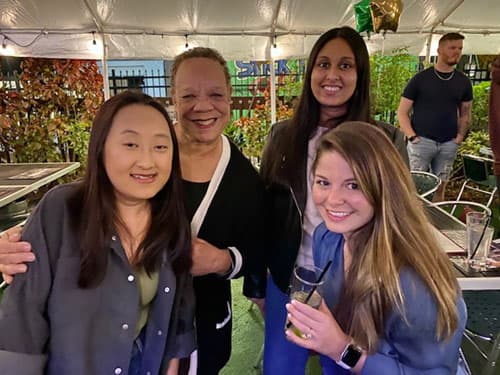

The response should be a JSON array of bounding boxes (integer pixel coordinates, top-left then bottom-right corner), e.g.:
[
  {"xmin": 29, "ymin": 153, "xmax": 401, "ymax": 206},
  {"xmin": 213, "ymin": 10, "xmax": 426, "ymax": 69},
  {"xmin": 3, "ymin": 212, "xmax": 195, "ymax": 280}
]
[
  {"xmin": 185, "ymin": 34, "xmax": 189, "ymax": 49},
  {"xmin": 92, "ymin": 31, "xmax": 96, "ymax": 45},
  {"xmin": 272, "ymin": 34, "xmax": 277, "ymax": 49}
]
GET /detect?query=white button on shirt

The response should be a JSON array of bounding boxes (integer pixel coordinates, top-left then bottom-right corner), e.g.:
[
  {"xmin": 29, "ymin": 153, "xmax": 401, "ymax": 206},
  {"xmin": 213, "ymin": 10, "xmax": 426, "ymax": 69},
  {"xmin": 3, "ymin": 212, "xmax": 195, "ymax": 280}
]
[
  {"xmin": 164, "ymin": 287, "xmax": 170, "ymax": 293},
  {"xmin": 114, "ymin": 368, "xmax": 122, "ymax": 374},
  {"xmin": 157, "ymin": 330, "xmax": 162, "ymax": 336},
  {"xmin": 111, "ymin": 235, "xmax": 117, "ymax": 241},
  {"xmin": 127, "ymin": 275, "xmax": 134, "ymax": 282},
  {"xmin": 121, "ymin": 324, "xmax": 128, "ymax": 330}
]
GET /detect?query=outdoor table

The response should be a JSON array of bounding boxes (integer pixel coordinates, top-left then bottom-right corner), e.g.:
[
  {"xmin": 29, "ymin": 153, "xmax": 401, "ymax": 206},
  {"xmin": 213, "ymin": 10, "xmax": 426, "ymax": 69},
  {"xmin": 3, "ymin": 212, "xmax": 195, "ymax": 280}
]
[
  {"xmin": 0, "ymin": 162, "xmax": 80, "ymax": 208},
  {"xmin": 422, "ymin": 198, "xmax": 500, "ymax": 290},
  {"xmin": 0, "ymin": 162, "xmax": 80, "ymax": 289}
]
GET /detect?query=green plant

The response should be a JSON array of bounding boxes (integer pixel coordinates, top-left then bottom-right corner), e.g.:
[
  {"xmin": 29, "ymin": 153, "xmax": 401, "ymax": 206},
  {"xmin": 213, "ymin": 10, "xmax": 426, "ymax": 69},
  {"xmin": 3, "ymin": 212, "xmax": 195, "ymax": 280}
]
[
  {"xmin": 0, "ymin": 58, "xmax": 104, "ymax": 168},
  {"xmin": 449, "ymin": 130, "xmax": 490, "ymax": 179},
  {"xmin": 279, "ymin": 75, "xmax": 303, "ymax": 105},
  {"xmin": 470, "ymin": 81, "xmax": 490, "ymax": 132},
  {"xmin": 369, "ymin": 48, "xmax": 418, "ymax": 124},
  {"xmin": 228, "ymin": 86, "xmax": 293, "ymax": 165}
]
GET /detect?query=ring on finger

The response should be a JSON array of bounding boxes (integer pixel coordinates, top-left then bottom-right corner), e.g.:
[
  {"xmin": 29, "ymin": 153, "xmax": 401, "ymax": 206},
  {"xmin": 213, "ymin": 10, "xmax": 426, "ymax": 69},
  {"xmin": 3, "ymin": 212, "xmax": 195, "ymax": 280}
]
[{"xmin": 303, "ymin": 327, "xmax": 313, "ymax": 340}]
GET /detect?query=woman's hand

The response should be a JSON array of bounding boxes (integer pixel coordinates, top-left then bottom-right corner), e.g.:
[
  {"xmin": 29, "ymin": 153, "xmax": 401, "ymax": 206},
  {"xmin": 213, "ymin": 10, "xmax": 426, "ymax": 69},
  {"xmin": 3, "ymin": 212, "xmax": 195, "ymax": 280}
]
[
  {"xmin": 285, "ymin": 299, "xmax": 350, "ymax": 362},
  {"xmin": 166, "ymin": 358, "xmax": 179, "ymax": 375},
  {"xmin": 190, "ymin": 237, "xmax": 232, "ymax": 276}
]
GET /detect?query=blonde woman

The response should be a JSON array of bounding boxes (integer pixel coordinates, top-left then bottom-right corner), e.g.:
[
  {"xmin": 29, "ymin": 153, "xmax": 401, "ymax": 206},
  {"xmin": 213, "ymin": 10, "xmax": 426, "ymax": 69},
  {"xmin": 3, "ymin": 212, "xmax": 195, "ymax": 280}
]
[{"xmin": 286, "ymin": 121, "xmax": 467, "ymax": 374}]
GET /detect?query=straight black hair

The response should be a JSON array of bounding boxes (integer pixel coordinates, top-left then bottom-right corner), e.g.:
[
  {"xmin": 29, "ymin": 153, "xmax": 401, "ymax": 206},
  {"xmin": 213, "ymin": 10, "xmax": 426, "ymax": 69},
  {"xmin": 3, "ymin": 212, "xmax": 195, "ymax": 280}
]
[{"xmin": 68, "ymin": 91, "xmax": 192, "ymax": 288}]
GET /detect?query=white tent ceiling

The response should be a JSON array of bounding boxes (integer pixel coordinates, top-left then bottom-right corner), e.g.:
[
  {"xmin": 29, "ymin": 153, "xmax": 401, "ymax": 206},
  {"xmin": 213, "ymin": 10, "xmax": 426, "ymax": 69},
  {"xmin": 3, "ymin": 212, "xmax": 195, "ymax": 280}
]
[{"xmin": 0, "ymin": 0, "xmax": 499, "ymax": 60}]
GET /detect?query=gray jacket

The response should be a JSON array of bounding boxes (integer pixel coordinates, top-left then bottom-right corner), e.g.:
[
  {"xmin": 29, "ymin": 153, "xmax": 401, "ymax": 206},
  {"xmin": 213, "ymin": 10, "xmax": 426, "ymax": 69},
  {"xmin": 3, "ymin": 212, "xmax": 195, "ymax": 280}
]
[{"xmin": 0, "ymin": 184, "xmax": 195, "ymax": 375}]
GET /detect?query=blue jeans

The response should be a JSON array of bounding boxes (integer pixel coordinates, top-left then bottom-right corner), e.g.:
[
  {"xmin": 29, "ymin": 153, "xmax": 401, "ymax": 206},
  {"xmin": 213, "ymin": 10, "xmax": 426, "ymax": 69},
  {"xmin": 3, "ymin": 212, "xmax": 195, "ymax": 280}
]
[
  {"xmin": 128, "ymin": 328, "xmax": 146, "ymax": 375},
  {"xmin": 263, "ymin": 276, "xmax": 348, "ymax": 375},
  {"xmin": 407, "ymin": 136, "xmax": 459, "ymax": 181}
]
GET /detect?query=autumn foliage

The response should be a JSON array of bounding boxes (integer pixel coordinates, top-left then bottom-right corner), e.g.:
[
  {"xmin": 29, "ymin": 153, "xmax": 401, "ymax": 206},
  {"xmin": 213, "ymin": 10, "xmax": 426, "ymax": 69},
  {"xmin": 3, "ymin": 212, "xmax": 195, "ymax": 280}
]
[{"xmin": 0, "ymin": 58, "xmax": 103, "ymax": 165}]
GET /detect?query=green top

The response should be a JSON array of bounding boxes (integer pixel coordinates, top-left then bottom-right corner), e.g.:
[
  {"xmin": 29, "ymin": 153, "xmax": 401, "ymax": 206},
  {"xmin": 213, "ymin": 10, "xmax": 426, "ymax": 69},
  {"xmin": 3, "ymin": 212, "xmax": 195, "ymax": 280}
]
[{"xmin": 134, "ymin": 267, "xmax": 160, "ymax": 338}]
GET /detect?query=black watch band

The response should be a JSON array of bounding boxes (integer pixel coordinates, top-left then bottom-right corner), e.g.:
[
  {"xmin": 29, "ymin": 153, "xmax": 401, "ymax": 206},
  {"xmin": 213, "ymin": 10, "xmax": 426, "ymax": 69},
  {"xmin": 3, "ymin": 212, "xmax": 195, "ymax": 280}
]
[
  {"xmin": 337, "ymin": 343, "xmax": 363, "ymax": 370},
  {"xmin": 408, "ymin": 135, "xmax": 418, "ymax": 142}
]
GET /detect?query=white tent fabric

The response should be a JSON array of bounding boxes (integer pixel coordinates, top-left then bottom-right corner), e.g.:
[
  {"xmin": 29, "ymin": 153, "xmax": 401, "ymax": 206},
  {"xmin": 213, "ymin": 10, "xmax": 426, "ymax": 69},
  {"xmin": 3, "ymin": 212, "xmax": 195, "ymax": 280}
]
[{"xmin": 1, "ymin": 0, "xmax": 499, "ymax": 60}]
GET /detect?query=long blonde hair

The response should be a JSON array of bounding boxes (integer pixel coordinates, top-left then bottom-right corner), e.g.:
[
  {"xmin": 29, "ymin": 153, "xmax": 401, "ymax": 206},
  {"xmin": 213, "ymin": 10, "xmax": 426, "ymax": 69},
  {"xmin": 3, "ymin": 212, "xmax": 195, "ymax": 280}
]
[{"xmin": 314, "ymin": 121, "xmax": 460, "ymax": 352}]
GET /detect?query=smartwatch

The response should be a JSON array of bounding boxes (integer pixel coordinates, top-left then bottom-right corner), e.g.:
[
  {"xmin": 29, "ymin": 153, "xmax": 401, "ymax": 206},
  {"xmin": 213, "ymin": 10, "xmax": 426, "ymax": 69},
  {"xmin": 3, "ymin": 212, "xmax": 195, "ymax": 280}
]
[
  {"xmin": 337, "ymin": 342, "xmax": 363, "ymax": 370},
  {"xmin": 408, "ymin": 135, "xmax": 418, "ymax": 143}
]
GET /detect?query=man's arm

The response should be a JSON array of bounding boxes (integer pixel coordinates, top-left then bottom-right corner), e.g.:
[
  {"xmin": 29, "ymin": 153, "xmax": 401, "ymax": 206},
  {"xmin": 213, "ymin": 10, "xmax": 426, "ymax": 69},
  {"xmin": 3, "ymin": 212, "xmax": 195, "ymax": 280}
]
[
  {"xmin": 0, "ymin": 227, "xmax": 35, "ymax": 284},
  {"xmin": 397, "ymin": 97, "xmax": 417, "ymax": 140},
  {"xmin": 455, "ymin": 100, "xmax": 472, "ymax": 144}
]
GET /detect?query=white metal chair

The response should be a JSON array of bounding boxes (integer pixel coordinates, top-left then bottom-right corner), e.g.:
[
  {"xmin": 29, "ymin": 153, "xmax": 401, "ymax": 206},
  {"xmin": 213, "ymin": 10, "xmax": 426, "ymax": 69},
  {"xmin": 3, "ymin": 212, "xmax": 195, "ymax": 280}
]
[
  {"xmin": 433, "ymin": 200, "xmax": 492, "ymax": 220},
  {"xmin": 461, "ymin": 290, "xmax": 500, "ymax": 375},
  {"xmin": 456, "ymin": 154, "xmax": 498, "ymax": 209},
  {"xmin": 411, "ymin": 170, "xmax": 441, "ymax": 199}
]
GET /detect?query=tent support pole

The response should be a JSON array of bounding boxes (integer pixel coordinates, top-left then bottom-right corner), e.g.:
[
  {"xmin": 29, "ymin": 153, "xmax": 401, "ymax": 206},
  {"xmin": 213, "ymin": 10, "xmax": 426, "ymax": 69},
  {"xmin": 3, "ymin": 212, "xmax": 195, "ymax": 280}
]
[
  {"xmin": 101, "ymin": 33, "xmax": 110, "ymax": 100},
  {"xmin": 266, "ymin": 35, "xmax": 277, "ymax": 125},
  {"xmin": 425, "ymin": 34, "xmax": 432, "ymax": 63},
  {"xmin": 270, "ymin": 55, "xmax": 277, "ymax": 125},
  {"xmin": 268, "ymin": 0, "xmax": 281, "ymax": 126},
  {"xmin": 82, "ymin": 0, "xmax": 109, "ymax": 99}
]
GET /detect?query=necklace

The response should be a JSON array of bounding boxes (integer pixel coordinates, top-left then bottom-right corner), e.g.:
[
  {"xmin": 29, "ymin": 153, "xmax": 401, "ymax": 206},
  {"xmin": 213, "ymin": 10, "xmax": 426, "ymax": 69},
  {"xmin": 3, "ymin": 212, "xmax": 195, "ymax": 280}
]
[{"xmin": 433, "ymin": 68, "xmax": 455, "ymax": 81}]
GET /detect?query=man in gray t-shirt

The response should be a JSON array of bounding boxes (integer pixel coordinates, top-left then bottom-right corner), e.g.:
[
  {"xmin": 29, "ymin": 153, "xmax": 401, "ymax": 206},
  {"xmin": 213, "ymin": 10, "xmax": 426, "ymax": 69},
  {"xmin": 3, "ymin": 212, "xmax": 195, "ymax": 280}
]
[{"xmin": 397, "ymin": 32, "xmax": 473, "ymax": 202}]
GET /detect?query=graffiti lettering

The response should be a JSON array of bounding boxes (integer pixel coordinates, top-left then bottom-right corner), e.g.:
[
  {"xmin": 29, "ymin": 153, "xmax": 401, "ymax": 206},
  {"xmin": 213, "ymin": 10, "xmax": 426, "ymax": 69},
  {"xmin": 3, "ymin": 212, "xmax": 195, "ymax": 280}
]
[{"xmin": 235, "ymin": 60, "xmax": 292, "ymax": 78}]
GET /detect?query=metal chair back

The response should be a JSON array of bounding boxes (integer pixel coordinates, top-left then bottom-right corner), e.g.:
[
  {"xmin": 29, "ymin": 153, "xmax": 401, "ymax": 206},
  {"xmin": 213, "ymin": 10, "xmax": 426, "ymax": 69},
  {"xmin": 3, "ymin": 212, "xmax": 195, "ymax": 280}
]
[
  {"xmin": 457, "ymin": 154, "xmax": 498, "ymax": 209},
  {"xmin": 461, "ymin": 290, "xmax": 500, "ymax": 375},
  {"xmin": 433, "ymin": 200, "xmax": 492, "ymax": 220},
  {"xmin": 411, "ymin": 170, "xmax": 441, "ymax": 199}
]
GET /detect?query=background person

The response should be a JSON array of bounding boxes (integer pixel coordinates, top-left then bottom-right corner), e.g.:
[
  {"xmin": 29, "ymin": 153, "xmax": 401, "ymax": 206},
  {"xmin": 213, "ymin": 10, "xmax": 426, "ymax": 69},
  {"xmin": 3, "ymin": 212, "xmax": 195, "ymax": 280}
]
[
  {"xmin": 259, "ymin": 26, "xmax": 408, "ymax": 374},
  {"xmin": 286, "ymin": 121, "xmax": 467, "ymax": 374},
  {"xmin": 0, "ymin": 47, "xmax": 267, "ymax": 375},
  {"xmin": 397, "ymin": 32, "xmax": 473, "ymax": 202},
  {"xmin": 0, "ymin": 91, "xmax": 195, "ymax": 374}
]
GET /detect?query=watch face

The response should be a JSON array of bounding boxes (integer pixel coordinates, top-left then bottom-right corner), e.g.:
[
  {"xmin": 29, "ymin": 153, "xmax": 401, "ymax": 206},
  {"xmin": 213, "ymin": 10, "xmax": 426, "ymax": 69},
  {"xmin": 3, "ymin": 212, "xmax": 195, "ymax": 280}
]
[{"xmin": 342, "ymin": 345, "xmax": 362, "ymax": 367}]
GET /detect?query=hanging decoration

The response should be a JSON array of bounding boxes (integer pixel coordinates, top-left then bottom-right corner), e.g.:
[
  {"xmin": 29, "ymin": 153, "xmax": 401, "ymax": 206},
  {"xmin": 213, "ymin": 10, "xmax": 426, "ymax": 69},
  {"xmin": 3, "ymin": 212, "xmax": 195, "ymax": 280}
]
[
  {"xmin": 354, "ymin": 0, "xmax": 374, "ymax": 34},
  {"xmin": 355, "ymin": 0, "xmax": 403, "ymax": 34},
  {"xmin": 370, "ymin": 0, "xmax": 403, "ymax": 33}
]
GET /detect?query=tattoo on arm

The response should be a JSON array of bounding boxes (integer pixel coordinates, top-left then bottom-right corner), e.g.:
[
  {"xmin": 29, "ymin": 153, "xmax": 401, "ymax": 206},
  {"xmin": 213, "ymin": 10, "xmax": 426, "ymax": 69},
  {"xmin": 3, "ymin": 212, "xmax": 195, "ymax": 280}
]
[
  {"xmin": 458, "ymin": 101, "xmax": 472, "ymax": 133},
  {"xmin": 460, "ymin": 102, "xmax": 472, "ymax": 116}
]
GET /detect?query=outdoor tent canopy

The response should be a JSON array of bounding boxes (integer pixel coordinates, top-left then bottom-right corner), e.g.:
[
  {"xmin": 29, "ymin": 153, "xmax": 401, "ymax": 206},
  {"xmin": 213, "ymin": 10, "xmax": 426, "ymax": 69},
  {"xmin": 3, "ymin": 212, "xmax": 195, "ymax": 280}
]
[{"xmin": 1, "ymin": 0, "xmax": 500, "ymax": 60}]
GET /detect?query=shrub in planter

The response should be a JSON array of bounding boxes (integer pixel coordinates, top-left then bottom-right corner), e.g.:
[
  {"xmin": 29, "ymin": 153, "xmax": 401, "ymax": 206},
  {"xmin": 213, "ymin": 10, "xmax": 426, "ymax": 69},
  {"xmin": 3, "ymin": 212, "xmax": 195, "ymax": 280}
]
[
  {"xmin": 228, "ymin": 87, "xmax": 293, "ymax": 166},
  {"xmin": 470, "ymin": 81, "xmax": 490, "ymax": 132},
  {"xmin": 0, "ymin": 58, "xmax": 104, "ymax": 168},
  {"xmin": 370, "ymin": 48, "xmax": 418, "ymax": 124}
]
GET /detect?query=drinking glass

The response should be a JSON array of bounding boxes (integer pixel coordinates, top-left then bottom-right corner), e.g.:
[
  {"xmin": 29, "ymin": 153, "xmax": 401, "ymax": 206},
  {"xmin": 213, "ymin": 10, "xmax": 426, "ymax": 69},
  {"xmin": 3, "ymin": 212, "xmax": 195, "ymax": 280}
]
[
  {"xmin": 285, "ymin": 265, "xmax": 324, "ymax": 338},
  {"xmin": 466, "ymin": 211, "xmax": 494, "ymax": 270}
]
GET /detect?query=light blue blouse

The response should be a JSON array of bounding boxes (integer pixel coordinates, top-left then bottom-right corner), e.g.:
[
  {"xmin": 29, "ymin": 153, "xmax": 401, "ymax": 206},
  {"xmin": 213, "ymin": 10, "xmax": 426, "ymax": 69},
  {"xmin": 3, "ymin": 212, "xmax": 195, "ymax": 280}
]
[{"xmin": 313, "ymin": 222, "xmax": 467, "ymax": 375}]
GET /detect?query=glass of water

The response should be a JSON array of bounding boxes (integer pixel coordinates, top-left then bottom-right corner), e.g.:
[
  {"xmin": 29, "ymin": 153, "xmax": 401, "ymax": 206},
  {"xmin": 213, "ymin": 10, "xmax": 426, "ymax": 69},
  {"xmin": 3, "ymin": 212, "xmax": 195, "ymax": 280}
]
[{"xmin": 466, "ymin": 211, "xmax": 494, "ymax": 269}]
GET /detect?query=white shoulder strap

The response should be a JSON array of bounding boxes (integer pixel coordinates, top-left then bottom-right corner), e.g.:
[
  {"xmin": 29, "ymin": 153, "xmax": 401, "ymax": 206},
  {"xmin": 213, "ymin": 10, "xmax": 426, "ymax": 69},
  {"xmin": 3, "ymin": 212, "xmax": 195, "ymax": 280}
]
[{"xmin": 190, "ymin": 135, "xmax": 231, "ymax": 236}]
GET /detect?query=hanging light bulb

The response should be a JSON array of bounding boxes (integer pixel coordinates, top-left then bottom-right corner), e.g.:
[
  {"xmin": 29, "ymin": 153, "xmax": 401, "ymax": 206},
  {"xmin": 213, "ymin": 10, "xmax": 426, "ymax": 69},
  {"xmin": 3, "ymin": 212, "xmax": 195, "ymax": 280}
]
[
  {"xmin": 92, "ymin": 32, "xmax": 97, "ymax": 45},
  {"xmin": 2, "ymin": 37, "xmax": 7, "ymax": 49},
  {"xmin": 273, "ymin": 34, "xmax": 277, "ymax": 49},
  {"xmin": 185, "ymin": 34, "xmax": 189, "ymax": 49}
]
